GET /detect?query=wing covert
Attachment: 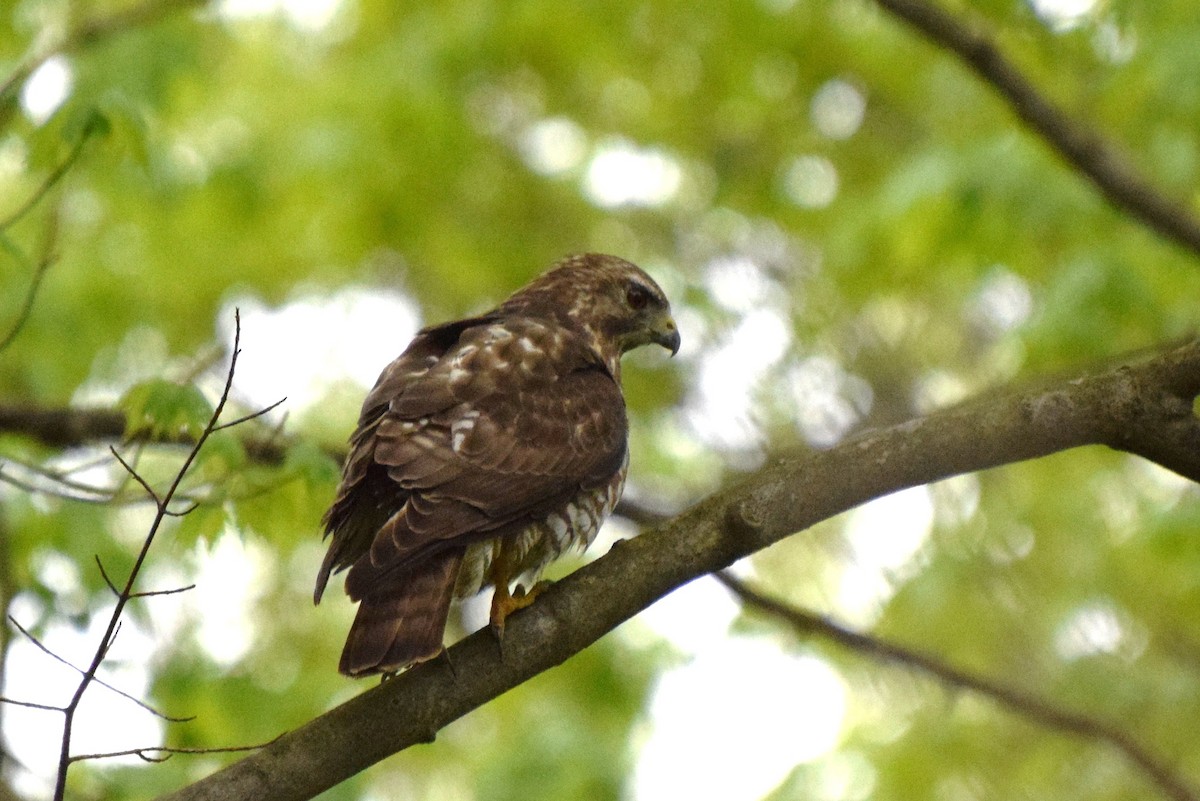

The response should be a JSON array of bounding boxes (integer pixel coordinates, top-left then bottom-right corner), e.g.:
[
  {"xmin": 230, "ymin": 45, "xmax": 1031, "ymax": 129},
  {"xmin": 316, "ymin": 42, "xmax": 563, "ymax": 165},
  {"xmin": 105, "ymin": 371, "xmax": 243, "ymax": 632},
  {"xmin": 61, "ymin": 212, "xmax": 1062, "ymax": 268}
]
[{"xmin": 342, "ymin": 316, "xmax": 628, "ymax": 596}]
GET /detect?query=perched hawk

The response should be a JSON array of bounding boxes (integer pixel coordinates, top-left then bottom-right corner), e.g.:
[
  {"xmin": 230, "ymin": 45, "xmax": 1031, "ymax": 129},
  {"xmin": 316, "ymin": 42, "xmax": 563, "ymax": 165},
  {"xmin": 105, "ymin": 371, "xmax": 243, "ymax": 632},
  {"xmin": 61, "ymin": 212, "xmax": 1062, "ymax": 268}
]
[{"xmin": 315, "ymin": 253, "xmax": 679, "ymax": 676}]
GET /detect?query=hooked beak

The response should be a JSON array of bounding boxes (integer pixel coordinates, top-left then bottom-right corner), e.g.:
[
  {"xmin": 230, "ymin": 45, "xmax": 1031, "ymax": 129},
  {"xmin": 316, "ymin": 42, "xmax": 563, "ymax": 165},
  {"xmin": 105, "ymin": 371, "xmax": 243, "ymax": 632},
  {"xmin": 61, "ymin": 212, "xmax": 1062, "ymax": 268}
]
[{"xmin": 652, "ymin": 314, "xmax": 681, "ymax": 356}]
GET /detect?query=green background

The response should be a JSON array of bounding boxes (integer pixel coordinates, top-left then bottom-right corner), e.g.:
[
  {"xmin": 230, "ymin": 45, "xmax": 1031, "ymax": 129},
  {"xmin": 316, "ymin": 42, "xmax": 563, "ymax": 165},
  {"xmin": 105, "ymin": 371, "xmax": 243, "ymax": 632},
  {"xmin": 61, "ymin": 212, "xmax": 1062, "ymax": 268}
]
[{"xmin": 2, "ymin": 0, "xmax": 1199, "ymax": 799}]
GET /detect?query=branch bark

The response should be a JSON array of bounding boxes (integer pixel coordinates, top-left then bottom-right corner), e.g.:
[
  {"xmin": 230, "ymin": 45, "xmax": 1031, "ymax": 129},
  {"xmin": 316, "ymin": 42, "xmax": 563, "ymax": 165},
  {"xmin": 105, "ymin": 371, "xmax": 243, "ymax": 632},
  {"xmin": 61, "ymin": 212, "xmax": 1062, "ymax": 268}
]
[
  {"xmin": 870, "ymin": 0, "xmax": 1200, "ymax": 258},
  {"xmin": 158, "ymin": 337, "xmax": 1200, "ymax": 801},
  {"xmin": 0, "ymin": 405, "xmax": 126, "ymax": 448}
]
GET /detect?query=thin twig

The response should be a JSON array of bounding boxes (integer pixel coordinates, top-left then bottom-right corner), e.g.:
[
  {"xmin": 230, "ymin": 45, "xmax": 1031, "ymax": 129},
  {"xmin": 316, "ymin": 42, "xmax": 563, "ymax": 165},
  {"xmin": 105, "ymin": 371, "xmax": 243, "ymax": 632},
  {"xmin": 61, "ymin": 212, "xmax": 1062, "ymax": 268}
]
[
  {"xmin": 0, "ymin": 508, "xmax": 13, "ymax": 787},
  {"xmin": 8, "ymin": 617, "xmax": 192, "ymax": 724},
  {"xmin": 0, "ymin": 458, "xmax": 119, "ymax": 500},
  {"xmin": 108, "ymin": 446, "xmax": 161, "ymax": 505},
  {"xmin": 0, "ymin": 444, "xmax": 222, "ymax": 508},
  {"xmin": 0, "ymin": 433, "xmax": 300, "ymax": 513},
  {"xmin": 870, "ymin": 0, "xmax": 1200, "ymax": 258},
  {"xmin": 95, "ymin": 557, "xmax": 196, "ymax": 598},
  {"xmin": 212, "ymin": 396, "xmax": 287, "ymax": 432},
  {"xmin": 0, "ymin": 463, "xmax": 206, "ymax": 507},
  {"xmin": 0, "ymin": 249, "xmax": 55, "ymax": 355},
  {"xmin": 716, "ymin": 572, "xmax": 1198, "ymax": 801},
  {"xmin": 0, "ymin": 696, "xmax": 66, "ymax": 713},
  {"xmin": 0, "ymin": 199, "xmax": 61, "ymax": 356},
  {"xmin": 95, "ymin": 556, "xmax": 121, "ymax": 596},
  {"xmin": 100, "ymin": 622, "xmax": 120, "ymax": 662},
  {"xmin": 50, "ymin": 311, "xmax": 253, "ymax": 801},
  {"xmin": 70, "ymin": 734, "xmax": 285, "ymax": 765},
  {"xmin": 163, "ymin": 501, "xmax": 200, "ymax": 517},
  {"xmin": 0, "ymin": 126, "xmax": 94, "ymax": 233},
  {"xmin": 130, "ymin": 584, "xmax": 196, "ymax": 599}
]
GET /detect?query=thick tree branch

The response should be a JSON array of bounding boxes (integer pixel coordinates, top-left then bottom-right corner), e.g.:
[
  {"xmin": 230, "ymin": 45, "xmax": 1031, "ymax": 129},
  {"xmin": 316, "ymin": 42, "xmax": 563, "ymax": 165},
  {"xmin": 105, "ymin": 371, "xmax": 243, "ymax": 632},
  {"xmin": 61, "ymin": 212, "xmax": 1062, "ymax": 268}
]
[
  {"xmin": 716, "ymin": 573, "xmax": 1197, "ymax": 801},
  {"xmin": 158, "ymin": 337, "xmax": 1200, "ymax": 801},
  {"xmin": 870, "ymin": 0, "xmax": 1200, "ymax": 258},
  {"xmin": 0, "ymin": 403, "xmax": 293, "ymax": 465},
  {"xmin": 0, "ymin": 405, "xmax": 126, "ymax": 447}
]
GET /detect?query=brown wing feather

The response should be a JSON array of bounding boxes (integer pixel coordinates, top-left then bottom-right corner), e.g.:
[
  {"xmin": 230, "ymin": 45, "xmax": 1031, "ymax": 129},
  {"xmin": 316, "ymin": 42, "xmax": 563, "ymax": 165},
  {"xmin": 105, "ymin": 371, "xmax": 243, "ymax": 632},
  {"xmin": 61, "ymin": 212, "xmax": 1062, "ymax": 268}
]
[
  {"xmin": 341, "ymin": 318, "xmax": 626, "ymax": 598},
  {"xmin": 317, "ymin": 314, "xmax": 626, "ymax": 599},
  {"xmin": 314, "ymin": 315, "xmax": 498, "ymax": 602}
]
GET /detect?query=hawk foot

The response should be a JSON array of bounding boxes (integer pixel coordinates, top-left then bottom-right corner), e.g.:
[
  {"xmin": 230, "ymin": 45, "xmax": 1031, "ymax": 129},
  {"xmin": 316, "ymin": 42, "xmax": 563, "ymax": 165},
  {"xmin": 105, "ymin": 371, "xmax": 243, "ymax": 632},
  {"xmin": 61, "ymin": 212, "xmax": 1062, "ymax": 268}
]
[{"xmin": 489, "ymin": 580, "xmax": 553, "ymax": 641}]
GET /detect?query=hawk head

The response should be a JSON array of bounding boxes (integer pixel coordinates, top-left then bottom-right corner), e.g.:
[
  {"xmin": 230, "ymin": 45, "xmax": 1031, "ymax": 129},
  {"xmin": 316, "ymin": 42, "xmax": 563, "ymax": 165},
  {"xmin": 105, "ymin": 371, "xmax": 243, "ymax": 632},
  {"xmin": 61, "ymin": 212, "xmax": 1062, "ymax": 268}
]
[{"xmin": 501, "ymin": 253, "xmax": 680, "ymax": 377}]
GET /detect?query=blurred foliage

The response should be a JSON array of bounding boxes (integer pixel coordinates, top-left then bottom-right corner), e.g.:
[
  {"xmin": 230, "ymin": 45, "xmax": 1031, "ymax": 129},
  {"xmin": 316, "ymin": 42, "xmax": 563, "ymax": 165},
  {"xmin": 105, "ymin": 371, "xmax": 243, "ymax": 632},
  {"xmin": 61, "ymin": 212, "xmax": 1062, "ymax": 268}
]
[{"xmin": 1, "ymin": 0, "xmax": 1200, "ymax": 799}]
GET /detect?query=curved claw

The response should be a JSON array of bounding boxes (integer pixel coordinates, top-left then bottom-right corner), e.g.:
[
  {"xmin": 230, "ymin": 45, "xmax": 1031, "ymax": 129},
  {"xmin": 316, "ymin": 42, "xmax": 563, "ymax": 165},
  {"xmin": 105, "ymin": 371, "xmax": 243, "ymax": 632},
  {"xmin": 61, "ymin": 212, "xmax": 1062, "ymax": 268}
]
[{"xmin": 489, "ymin": 580, "xmax": 553, "ymax": 639}]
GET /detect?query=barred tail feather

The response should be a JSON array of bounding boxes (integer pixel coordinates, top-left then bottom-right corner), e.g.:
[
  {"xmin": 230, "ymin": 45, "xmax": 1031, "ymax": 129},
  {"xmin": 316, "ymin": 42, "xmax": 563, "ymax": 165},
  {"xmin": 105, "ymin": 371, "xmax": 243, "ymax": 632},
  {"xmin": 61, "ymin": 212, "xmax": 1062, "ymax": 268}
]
[{"xmin": 338, "ymin": 549, "xmax": 464, "ymax": 676}]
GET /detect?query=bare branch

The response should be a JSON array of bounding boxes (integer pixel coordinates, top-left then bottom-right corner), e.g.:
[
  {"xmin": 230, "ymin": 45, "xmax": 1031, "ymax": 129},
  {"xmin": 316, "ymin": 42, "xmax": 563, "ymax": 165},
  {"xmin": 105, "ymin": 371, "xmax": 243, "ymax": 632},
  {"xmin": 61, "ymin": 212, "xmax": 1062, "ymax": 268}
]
[
  {"xmin": 100, "ymin": 621, "xmax": 120, "ymax": 662},
  {"xmin": 0, "ymin": 696, "xmax": 65, "ymax": 713},
  {"xmin": 870, "ymin": 0, "xmax": 1200, "ymax": 257},
  {"xmin": 7, "ymin": 617, "xmax": 192, "ymax": 724},
  {"xmin": 0, "ymin": 467, "xmax": 81, "ymax": 502},
  {"xmin": 0, "ymin": 460, "xmax": 212, "ymax": 508},
  {"xmin": 159, "ymin": 500, "xmax": 197, "ymax": 517},
  {"xmin": 0, "ymin": 124, "xmax": 96, "ymax": 233},
  {"xmin": 0, "ymin": 405, "xmax": 127, "ymax": 447},
  {"xmin": 71, "ymin": 735, "xmax": 284, "ymax": 765},
  {"xmin": 212, "ymin": 397, "xmax": 287, "ymax": 432},
  {"xmin": 95, "ymin": 555, "xmax": 121, "ymax": 597},
  {"xmin": 130, "ymin": 583, "xmax": 196, "ymax": 599},
  {"xmin": 0, "ymin": 402, "xmax": 306, "ymax": 465},
  {"xmin": 0, "ymin": 214, "xmax": 58, "ymax": 355},
  {"xmin": 0, "ymin": 456, "xmax": 119, "ymax": 502},
  {"xmin": 94, "ymin": 556, "xmax": 192, "ymax": 599},
  {"xmin": 157, "ymin": 336, "xmax": 1200, "ymax": 801},
  {"xmin": 51, "ymin": 311, "xmax": 248, "ymax": 800},
  {"xmin": 716, "ymin": 573, "xmax": 1198, "ymax": 801},
  {"xmin": 108, "ymin": 446, "xmax": 161, "ymax": 505},
  {"xmin": 0, "ymin": 507, "xmax": 16, "ymax": 770}
]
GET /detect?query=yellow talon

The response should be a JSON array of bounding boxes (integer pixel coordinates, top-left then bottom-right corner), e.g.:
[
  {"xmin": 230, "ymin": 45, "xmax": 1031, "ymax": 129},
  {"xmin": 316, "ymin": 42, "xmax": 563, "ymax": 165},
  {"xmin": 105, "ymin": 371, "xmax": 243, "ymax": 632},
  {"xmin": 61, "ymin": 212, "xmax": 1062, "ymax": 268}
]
[{"xmin": 489, "ymin": 580, "xmax": 552, "ymax": 637}]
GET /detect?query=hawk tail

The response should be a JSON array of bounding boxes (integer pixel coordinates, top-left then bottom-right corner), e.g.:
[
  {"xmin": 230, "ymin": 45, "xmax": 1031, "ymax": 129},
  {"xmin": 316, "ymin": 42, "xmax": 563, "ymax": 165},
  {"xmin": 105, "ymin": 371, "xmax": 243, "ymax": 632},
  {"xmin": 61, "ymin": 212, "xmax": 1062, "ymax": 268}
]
[{"xmin": 338, "ymin": 549, "xmax": 464, "ymax": 676}]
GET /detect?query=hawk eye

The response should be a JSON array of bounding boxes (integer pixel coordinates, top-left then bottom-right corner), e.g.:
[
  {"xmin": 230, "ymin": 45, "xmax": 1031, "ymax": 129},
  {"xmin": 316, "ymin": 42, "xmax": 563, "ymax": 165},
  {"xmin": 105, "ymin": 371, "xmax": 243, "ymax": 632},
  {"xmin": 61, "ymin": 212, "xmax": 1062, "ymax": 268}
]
[{"xmin": 626, "ymin": 282, "xmax": 651, "ymax": 310}]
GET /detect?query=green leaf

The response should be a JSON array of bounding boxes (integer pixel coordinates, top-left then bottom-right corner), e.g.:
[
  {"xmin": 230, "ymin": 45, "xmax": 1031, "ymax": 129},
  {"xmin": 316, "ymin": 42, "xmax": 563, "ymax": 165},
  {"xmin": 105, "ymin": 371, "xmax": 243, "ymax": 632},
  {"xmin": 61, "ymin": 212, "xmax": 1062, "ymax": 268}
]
[
  {"xmin": 119, "ymin": 378, "xmax": 213, "ymax": 439},
  {"xmin": 283, "ymin": 440, "xmax": 341, "ymax": 488},
  {"xmin": 174, "ymin": 499, "xmax": 228, "ymax": 549},
  {"xmin": 194, "ymin": 428, "xmax": 248, "ymax": 479},
  {"xmin": 94, "ymin": 92, "xmax": 150, "ymax": 166},
  {"xmin": 60, "ymin": 104, "xmax": 110, "ymax": 145}
]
